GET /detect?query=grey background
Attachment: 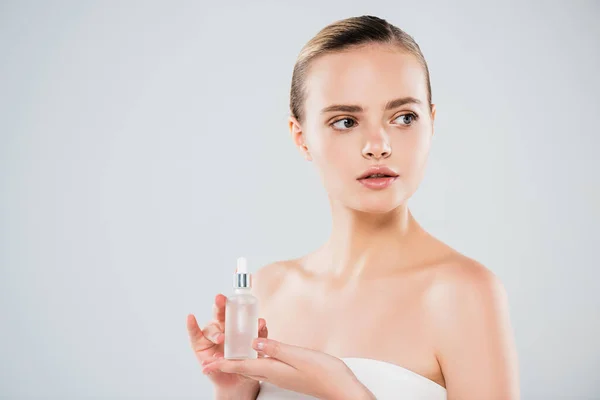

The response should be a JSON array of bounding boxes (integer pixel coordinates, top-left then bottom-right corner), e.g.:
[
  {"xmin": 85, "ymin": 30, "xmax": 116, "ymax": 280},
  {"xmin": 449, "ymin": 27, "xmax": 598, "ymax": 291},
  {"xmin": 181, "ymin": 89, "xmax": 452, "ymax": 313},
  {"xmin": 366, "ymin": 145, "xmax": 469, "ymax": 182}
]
[{"xmin": 1, "ymin": 1, "xmax": 598, "ymax": 399}]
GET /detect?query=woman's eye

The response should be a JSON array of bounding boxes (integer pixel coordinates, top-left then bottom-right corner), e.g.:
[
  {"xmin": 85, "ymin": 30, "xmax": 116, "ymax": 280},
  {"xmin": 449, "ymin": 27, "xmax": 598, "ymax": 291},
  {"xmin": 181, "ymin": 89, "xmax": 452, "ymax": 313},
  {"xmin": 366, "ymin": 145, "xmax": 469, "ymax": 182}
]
[
  {"xmin": 330, "ymin": 118, "xmax": 357, "ymax": 130},
  {"xmin": 330, "ymin": 114, "xmax": 417, "ymax": 130},
  {"xmin": 394, "ymin": 113, "xmax": 418, "ymax": 125}
]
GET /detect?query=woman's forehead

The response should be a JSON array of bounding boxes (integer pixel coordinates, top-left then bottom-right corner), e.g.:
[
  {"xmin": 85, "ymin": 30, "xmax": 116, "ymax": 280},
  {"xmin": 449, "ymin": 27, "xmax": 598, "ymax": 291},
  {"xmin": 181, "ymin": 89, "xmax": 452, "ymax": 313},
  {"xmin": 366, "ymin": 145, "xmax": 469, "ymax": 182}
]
[{"xmin": 305, "ymin": 46, "xmax": 428, "ymax": 111}]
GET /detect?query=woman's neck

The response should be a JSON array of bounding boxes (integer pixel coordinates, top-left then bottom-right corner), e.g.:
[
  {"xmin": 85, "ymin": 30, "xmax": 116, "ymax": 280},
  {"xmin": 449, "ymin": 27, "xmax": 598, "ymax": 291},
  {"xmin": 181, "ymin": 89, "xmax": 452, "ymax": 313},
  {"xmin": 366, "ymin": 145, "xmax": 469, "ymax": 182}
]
[{"xmin": 316, "ymin": 201, "xmax": 427, "ymax": 282}]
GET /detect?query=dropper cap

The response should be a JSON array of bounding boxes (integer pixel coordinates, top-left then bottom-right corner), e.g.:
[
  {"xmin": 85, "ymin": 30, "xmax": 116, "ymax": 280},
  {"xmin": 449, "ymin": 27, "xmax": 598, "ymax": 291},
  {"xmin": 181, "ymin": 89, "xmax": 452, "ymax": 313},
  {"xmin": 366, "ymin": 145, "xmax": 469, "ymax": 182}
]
[{"xmin": 233, "ymin": 257, "xmax": 252, "ymax": 289}]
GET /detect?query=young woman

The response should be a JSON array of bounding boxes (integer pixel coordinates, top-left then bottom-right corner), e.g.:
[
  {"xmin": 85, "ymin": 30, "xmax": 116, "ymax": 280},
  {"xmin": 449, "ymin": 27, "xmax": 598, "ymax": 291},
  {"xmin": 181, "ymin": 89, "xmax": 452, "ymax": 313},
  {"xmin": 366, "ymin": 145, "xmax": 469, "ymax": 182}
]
[{"xmin": 187, "ymin": 15, "xmax": 520, "ymax": 400}]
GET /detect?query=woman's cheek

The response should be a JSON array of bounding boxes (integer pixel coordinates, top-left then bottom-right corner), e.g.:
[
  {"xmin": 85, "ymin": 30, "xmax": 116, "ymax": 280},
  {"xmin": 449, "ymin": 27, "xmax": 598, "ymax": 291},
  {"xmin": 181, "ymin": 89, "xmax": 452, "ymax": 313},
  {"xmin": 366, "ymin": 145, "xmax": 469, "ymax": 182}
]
[
  {"xmin": 400, "ymin": 131, "xmax": 430, "ymax": 164},
  {"xmin": 401, "ymin": 135, "xmax": 432, "ymax": 190},
  {"xmin": 312, "ymin": 154, "xmax": 343, "ymax": 194}
]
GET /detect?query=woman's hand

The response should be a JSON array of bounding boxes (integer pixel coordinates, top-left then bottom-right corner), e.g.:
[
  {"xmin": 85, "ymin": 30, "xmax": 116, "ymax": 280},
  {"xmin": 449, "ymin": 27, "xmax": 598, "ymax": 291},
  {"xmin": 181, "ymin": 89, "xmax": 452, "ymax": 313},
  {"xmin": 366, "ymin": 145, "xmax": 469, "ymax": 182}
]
[
  {"xmin": 187, "ymin": 293, "xmax": 269, "ymax": 397},
  {"xmin": 201, "ymin": 337, "xmax": 376, "ymax": 400}
]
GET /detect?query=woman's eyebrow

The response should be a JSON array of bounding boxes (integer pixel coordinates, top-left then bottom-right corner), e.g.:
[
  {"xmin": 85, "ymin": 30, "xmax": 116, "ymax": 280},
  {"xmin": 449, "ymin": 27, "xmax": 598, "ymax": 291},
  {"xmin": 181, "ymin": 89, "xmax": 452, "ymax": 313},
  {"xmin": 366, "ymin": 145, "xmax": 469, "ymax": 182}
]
[{"xmin": 320, "ymin": 96, "xmax": 422, "ymax": 114}]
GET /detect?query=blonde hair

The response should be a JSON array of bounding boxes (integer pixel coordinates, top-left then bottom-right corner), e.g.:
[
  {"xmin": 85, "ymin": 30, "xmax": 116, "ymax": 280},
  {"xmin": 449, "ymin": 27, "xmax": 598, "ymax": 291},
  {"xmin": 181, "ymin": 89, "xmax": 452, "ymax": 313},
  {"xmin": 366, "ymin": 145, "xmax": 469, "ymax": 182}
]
[{"xmin": 290, "ymin": 15, "xmax": 432, "ymax": 124}]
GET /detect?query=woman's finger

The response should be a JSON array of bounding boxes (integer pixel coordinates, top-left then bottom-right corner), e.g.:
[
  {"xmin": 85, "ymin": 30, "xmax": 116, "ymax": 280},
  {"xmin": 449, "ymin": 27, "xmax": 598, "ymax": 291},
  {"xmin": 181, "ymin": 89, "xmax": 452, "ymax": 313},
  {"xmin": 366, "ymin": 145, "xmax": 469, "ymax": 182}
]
[
  {"xmin": 257, "ymin": 318, "xmax": 269, "ymax": 358},
  {"xmin": 252, "ymin": 338, "xmax": 317, "ymax": 368},
  {"xmin": 205, "ymin": 356, "xmax": 295, "ymax": 380},
  {"xmin": 239, "ymin": 373, "xmax": 269, "ymax": 381},
  {"xmin": 201, "ymin": 322, "xmax": 224, "ymax": 344},
  {"xmin": 201, "ymin": 353, "xmax": 222, "ymax": 366},
  {"xmin": 187, "ymin": 314, "xmax": 214, "ymax": 351},
  {"xmin": 213, "ymin": 294, "xmax": 227, "ymax": 327},
  {"xmin": 258, "ymin": 318, "xmax": 268, "ymax": 338}
]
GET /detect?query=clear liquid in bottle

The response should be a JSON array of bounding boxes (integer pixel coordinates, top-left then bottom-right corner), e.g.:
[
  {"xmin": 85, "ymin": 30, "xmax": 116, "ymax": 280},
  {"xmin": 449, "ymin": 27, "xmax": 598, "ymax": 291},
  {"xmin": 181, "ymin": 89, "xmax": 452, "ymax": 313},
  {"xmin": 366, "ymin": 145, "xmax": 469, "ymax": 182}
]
[{"xmin": 224, "ymin": 257, "xmax": 259, "ymax": 359}]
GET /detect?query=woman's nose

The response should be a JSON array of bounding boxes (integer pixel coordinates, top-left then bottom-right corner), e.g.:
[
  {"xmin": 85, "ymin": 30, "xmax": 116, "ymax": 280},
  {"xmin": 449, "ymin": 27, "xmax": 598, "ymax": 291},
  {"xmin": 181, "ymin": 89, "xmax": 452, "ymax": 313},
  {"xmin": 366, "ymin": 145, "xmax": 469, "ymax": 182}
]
[{"xmin": 362, "ymin": 135, "xmax": 392, "ymax": 160}]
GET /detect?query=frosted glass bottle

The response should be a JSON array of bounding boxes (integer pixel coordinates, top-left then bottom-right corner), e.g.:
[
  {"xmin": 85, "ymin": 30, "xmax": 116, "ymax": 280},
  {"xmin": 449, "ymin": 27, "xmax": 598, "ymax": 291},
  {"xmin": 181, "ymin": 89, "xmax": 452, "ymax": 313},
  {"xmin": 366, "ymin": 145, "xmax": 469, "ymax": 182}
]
[{"xmin": 224, "ymin": 257, "xmax": 259, "ymax": 359}]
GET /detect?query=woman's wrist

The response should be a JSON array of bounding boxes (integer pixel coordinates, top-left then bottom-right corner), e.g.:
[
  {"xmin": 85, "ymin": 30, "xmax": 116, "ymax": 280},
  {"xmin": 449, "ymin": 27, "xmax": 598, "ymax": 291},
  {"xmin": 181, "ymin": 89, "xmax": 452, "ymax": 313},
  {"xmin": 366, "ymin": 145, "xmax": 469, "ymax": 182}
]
[
  {"xmin": 214, "ymin": 381, "xmax": 260, "ymax": 400},
  {"xmin": 326, "ymin": 377, "xmax": 376, "ymax": 400}
]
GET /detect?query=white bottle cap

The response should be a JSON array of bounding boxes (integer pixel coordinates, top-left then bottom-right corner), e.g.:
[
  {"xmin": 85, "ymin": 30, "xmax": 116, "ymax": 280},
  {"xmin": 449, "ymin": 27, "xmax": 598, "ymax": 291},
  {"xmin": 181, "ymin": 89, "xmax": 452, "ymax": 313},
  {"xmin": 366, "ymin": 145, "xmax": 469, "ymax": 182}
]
[{"xmin": 236, "ymin": 257, "xmax": 247, "ymax": 273}]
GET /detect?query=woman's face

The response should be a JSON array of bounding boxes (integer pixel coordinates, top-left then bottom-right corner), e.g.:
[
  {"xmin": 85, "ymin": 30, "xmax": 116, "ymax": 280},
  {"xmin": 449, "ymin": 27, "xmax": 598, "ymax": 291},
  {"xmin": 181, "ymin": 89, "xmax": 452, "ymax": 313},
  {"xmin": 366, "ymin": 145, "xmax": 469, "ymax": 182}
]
[{"xmin": 289, "ymin": 43, "xmax": 436, "ymax": 214}]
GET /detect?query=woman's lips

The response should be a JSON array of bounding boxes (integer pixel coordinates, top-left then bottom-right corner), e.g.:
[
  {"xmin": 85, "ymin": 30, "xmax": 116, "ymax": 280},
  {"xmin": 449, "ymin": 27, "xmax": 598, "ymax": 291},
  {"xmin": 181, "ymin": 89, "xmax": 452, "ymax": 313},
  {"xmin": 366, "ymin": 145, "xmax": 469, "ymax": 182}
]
[{"xmin": 357, "ymin": 176, "xmax": 398, "ymax": 189}]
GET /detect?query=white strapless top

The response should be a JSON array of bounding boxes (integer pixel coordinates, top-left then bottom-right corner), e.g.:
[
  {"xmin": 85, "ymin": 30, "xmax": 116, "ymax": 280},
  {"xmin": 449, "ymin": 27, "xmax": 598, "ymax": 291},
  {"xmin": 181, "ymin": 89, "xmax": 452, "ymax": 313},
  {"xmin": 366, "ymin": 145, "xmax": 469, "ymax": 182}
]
[{"xmin": 256, "ymin": 357, "xmax": 447, "ymax": 399}]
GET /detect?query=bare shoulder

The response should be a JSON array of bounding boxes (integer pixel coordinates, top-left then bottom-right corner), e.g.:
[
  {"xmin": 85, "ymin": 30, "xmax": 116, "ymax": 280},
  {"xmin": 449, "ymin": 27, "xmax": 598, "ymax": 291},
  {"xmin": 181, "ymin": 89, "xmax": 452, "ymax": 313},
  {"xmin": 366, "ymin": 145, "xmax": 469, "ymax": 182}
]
[
  {"xmin": 419, "ymin": 235, "xmax": 511, "ymax": 337},
  {"xmin": 426, "ymin": 250, "xmax": 519, "ymax": 400},
  {"xmin": 251, "ymin": 258, "xmax": 298, "ymax": 300},
  {"xmin": 425, "ymin": 251, "xmax": 508, "ymax": 310},
  {"xmin": 423, "ymin": 249, "xmax": 520, "ymax": 398}
]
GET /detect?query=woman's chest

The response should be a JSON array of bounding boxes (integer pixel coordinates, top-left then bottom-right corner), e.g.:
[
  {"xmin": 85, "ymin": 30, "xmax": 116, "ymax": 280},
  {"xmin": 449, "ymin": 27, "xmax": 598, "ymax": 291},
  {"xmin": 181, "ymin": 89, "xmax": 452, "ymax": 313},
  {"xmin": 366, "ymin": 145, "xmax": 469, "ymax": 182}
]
[
  {"xmin": 257, "ymin": 276, "xmax": 445, "ymax": 388},
  {"xmin": 258, "ymin": 276, "xmax": 434, "ymax": 362}
]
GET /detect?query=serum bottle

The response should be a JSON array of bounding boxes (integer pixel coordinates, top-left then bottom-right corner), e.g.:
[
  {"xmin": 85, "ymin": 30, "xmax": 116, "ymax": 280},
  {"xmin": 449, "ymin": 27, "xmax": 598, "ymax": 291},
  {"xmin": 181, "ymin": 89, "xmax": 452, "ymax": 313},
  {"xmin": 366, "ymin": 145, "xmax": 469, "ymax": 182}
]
[{"xmin": 224, "ymin": 257, "xmax": 259, "ymax": 359}]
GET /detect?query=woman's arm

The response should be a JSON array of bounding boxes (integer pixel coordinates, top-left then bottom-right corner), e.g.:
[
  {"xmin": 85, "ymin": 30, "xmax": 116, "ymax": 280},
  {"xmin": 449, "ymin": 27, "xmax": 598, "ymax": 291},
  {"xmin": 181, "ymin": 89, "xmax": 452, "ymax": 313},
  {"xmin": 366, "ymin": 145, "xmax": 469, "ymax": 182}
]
[
  {"xmin": 426, "ymin": 261, "xmax": 520, "ymax": 400},
  {"xmin": 214, "ymin": 381, "xmax": 260, "ymax": 400},
  {"xmin": 329, "ymin": 379, "xmax": 377, "ymax": 400}
]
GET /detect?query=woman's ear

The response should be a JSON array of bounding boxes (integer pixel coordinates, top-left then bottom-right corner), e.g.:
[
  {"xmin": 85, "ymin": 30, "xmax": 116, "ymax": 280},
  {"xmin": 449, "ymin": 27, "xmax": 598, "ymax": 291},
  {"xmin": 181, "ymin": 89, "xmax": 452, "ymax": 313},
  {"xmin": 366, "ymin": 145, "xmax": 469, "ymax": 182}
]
[
  {"xmin": 430, "ymin": 104, "xmax": 436, "ymax": 136},
  {"xmin": 289, "ymin": 116, "xmax": 312, "ymax": 161}
]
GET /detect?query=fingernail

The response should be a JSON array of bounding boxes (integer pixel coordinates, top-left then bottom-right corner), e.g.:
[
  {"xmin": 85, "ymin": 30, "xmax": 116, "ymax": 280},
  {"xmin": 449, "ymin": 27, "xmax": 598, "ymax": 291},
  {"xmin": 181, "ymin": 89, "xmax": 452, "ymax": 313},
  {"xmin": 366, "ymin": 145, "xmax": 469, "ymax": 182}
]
[{"xmin": 253, "ymin": 338, "xmax": 266, "ymax": 350}]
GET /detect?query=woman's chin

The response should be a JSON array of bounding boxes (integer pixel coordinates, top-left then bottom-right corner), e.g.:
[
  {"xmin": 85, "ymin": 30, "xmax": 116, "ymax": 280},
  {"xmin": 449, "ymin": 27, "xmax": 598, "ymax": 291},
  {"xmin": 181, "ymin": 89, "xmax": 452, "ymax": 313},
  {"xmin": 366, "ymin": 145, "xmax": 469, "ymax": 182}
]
[{"xmin": 350, "ymin": 198, "xmax": 404, "ymax": 214}]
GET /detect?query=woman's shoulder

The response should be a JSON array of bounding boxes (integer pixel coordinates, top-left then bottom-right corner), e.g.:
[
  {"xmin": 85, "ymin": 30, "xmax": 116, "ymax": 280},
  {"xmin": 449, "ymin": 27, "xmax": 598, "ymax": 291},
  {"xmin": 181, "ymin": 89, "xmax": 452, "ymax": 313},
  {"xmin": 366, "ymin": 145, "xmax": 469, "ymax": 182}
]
[
  {"xmin": 251, "ymin": 258, "xmax": 301, "ymax": 300},
  {"xmin": 415, "ymin": 232, "xmax": 507, "ymax": 314},
  {"xmin": 421, "ymin": 242, "xmax": 517, "ymax": 396},
  {"xmin": 421, "ymin": 232, "xmax": 502, "ymax": 289},
  {"xmin": 428, "ymin": 244, "xmax": 503, "ymax": 295},
  {"xmin": 422, "ymin": 244, "xmax": 510, "ymax": 336}
]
